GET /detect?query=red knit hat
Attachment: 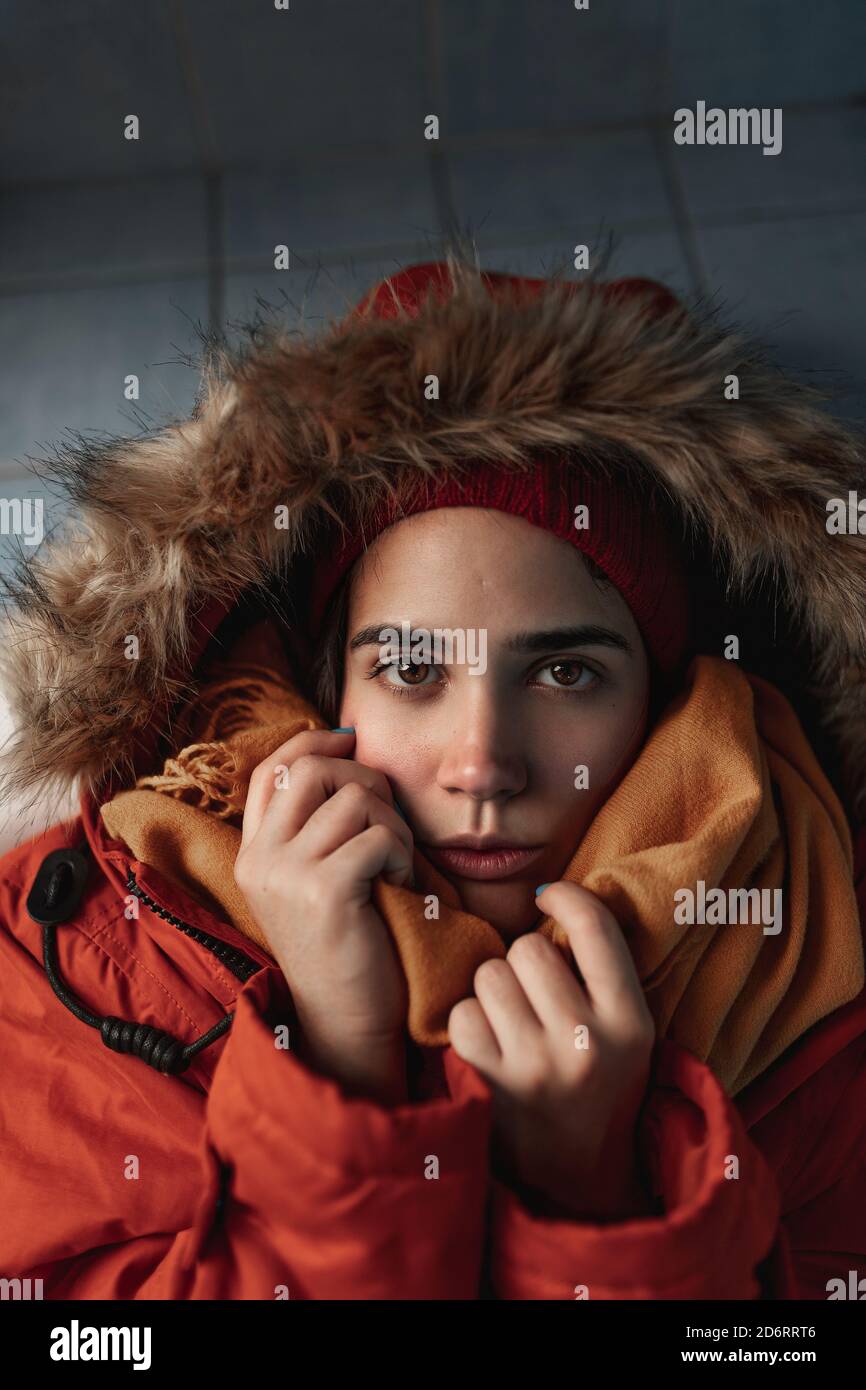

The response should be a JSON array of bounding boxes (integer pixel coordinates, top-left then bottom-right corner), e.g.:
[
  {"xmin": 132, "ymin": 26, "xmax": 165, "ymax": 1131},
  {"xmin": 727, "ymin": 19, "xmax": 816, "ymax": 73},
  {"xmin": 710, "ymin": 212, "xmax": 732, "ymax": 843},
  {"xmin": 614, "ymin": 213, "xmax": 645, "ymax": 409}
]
[{"xmin": 308, "ymin": 264, "xmax": 691, "ymax": 678}]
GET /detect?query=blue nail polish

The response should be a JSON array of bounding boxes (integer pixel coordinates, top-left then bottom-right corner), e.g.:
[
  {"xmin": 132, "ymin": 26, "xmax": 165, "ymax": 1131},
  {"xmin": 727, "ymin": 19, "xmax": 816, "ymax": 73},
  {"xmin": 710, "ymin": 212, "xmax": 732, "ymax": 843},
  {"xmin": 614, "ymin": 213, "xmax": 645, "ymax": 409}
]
[
  {"xmin": 331, "ymin": 726, "xmax": 355, "ymax": 733},
  {"xmin": 535, "ymin": 883, "xmax": 552, "ymax": 897}
]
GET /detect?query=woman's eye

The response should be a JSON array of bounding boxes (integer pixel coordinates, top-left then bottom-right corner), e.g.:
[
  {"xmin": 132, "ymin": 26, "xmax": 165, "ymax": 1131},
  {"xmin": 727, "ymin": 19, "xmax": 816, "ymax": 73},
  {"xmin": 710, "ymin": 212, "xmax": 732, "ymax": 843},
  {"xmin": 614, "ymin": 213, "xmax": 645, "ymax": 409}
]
[
  {"xmin": 367, "ymin": 656, "xmax": 600, "ymax": 697},
  {"xmin": 382, "ymin": 660, "xmax": 437, "ymax": 688},
  {"xmin": 533, "ymin": 659, "xmax": 597, "ymax": 690}
]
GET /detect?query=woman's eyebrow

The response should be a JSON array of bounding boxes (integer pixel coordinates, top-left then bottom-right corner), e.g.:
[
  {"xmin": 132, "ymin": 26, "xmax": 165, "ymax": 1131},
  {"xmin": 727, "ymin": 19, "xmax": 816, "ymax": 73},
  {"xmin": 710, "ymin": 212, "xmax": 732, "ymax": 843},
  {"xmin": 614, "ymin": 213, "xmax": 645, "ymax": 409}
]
[
  {"xmin": 349, "ymin": 624, "xmax": 411, "ymax": 652},
  {"xmin": 348, "ymin": 623, "xmax": 633, "ymax": 655},
  {"xmin": 504, "ymin": 625, "xmax": 634, "ymax": 656}
]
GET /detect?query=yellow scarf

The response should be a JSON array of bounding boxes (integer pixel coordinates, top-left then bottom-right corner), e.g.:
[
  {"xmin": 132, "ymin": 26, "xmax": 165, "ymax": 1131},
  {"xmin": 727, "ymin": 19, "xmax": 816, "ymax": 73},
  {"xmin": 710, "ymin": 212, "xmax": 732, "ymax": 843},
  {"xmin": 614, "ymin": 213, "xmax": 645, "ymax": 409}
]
[{"xmin": 100, "ymin": 627, "xmax": 864, "ymax": 1096}]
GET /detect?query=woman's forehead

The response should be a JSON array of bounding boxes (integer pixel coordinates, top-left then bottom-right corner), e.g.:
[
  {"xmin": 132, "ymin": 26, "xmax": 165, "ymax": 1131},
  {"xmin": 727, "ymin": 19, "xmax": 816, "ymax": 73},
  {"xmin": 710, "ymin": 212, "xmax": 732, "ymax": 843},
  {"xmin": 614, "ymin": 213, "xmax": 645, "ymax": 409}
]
[
  {"xmin": 348, "ymin": 538, "xmax": 638, "ymax": 645},
  {"xmin": 352, "ymin": 508, "xmax": 614, "ymax": 596}
]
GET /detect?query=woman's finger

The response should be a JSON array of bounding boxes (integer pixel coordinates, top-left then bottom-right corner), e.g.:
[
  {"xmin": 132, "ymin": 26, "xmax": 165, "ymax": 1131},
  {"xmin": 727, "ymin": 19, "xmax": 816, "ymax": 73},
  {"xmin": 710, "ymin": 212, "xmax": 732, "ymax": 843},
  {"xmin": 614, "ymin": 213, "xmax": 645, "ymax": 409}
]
[
  {"xmin": 503, "ymin": 932, "xmax": 589, "ymax": 1044},
  {"xmin": 292, "ymin": 779, "xmax": 414, "ymax": 865},
  {"xmin": 324, "ymin": 820, "xmax": 414, "ymax": 892},
  {"xmin": 471, "ymin": 958, "xmax": 543, "ymax": 1060},
  {"xmin": 535, "ymin": 882, "xmax": 650, "ymax": 1039},
  {"xmin": 240, "ymin": 728, "xmax": 359, "ymax": 849},
  {"xmin": 448, "ymin": 996, "xmax": 502, "ymax": 1076},
  {"xmin": 244, "ymin": 744, "xmax": 396, "ymax": 852}
]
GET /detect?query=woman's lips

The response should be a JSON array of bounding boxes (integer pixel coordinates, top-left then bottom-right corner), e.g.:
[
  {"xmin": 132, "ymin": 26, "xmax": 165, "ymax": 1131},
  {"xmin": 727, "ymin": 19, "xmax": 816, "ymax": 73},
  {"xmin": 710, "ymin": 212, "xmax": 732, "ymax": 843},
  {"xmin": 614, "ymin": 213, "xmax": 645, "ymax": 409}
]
[{"xmin": 420, "ymin": 844, "xmax": 546, "ymax": 881}]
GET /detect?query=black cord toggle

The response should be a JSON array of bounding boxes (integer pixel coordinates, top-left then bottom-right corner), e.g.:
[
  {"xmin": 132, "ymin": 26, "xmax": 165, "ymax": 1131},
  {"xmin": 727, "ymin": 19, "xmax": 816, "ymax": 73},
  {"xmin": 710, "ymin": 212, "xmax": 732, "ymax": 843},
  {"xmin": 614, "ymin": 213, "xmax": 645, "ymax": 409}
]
[{"xmin": 100, "ymin": 1017, "xmax": 190, "ymax": 1073}]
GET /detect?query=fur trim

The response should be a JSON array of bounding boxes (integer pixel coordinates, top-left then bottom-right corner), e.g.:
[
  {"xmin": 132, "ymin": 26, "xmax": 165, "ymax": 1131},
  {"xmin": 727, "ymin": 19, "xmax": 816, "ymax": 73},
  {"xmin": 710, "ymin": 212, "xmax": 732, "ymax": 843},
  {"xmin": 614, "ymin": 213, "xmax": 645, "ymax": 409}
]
[{"xmin": 2, "ymin": 248, "xmax": 866, "ymax": 823}]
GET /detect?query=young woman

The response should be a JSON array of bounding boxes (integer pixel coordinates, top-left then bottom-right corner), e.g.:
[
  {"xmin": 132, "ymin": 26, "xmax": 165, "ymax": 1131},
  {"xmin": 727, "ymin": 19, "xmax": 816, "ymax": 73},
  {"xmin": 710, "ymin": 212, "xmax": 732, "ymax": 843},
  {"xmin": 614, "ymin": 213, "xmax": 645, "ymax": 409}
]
[
  {"xmin": 0, "ymin": 255, "xmax": 865, "ymax": 1300},
  {"xmin": 238, "ymin": 488, "xmax": 667, "ymax": 1220}
]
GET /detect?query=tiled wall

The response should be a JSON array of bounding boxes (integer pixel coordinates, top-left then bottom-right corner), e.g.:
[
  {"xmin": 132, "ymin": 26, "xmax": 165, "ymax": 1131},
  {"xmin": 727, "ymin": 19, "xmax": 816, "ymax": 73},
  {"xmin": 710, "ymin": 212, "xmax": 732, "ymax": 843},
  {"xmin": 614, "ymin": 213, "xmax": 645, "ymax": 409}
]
[{"xmin": 1, "ymin": 0, "xmax": 864, "ymax": 497}]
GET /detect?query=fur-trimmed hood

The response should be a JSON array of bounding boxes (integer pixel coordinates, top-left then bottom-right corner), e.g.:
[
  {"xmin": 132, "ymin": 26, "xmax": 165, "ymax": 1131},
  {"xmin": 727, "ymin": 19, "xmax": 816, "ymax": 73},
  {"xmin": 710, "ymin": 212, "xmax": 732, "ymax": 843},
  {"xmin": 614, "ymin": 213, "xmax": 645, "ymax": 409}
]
[{"xmin": 2, "ymin": 249, "xmax": 866, "ymax": 833}]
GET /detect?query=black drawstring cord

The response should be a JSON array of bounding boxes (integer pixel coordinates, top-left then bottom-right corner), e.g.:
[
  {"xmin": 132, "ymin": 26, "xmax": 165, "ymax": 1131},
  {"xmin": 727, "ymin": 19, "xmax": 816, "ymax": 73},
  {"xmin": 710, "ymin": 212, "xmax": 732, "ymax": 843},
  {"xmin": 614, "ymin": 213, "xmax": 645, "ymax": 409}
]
[
  {"xmin": 33, "ymin": 838, "xmax": 253, "ymax": 1076},
  {"xmin": 42, "ymin": 921, "xmax": 233, "ymax": 1073}
]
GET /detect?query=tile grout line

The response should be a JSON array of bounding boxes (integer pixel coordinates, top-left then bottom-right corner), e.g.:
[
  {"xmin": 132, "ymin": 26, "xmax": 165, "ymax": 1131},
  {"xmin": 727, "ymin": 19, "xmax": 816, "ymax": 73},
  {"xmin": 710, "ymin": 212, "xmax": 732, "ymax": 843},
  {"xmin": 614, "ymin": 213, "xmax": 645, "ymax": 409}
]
[
  {"xmin": 653, "ymin": 0, "xmax": 708, "ymax": 300},
  {"xmin": 423, "ymin": 0, "xmax": 459, "ymax": 248},
  {"xmin": 165, "ymin": 0, "xmax": 225, "ymax": 337},
  {"xmin": 3, "ymin": 94, "xmax": 863, "ymax": 195},
  {"xmin": 5, "ymin": 200, "xmax": 866, "ymax": 298}
]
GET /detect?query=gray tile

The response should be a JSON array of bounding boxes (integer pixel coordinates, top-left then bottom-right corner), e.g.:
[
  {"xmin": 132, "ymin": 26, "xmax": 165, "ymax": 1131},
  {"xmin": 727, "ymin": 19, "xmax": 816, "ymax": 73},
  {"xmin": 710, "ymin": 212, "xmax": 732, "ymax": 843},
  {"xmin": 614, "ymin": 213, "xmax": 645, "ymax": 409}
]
[
  {"xmin": 672, "ymin": 109, "xmax": 866, "ymax": 222},
  {"xmin": 0, "ymin": 279, "xmax": 209, "ymax": 473},
  {"xmin": 449, "ymin": 131, "xmax": 671, "ymax": 244},
  {"xmin": 698, "ymin": 213, "xmax": 866, "ymax": 424},
  {"xmin": 0, "ymin": 176, "xmax": 209, "ymax": 284},
  {"xmin": 223, "ymin": 159, "xmax": 440, "ymax": 264},
  {"xmin": 669, "ymin": 0, "xmax": 866, "ymax": 108},
  {"xmin": 1, "ymin": 0, "xmax": 198, "ymax": 181},
  {"xmin": 591, "ymin": 229, "xmax": 692, "ymax": 296},
  {"xmin": 184, "ymin": 0, "xmax": 427, "ymax": 162},
  {"xmin": 441, "ymin": 0, "xmax": 666, "ymax": 133},
  {"xmin": 471, "ymin": 230, "xmax": 691, "ymax": 298},
  {"xmin": 223, "ymin": 258, "xmax": 406, "ymax": 340}
]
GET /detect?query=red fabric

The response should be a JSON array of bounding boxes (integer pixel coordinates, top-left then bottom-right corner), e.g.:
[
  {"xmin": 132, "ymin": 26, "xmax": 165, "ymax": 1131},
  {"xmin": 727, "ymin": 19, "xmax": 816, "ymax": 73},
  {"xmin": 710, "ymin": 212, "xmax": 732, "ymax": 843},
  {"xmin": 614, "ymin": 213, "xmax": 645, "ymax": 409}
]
[
  {"xmin": 1, "ymin": 801, "xmax": 864, "ymax": 1301},
  {"xmin": 351, "ymin": 260, "xmax": 682, "ymax": 322}
]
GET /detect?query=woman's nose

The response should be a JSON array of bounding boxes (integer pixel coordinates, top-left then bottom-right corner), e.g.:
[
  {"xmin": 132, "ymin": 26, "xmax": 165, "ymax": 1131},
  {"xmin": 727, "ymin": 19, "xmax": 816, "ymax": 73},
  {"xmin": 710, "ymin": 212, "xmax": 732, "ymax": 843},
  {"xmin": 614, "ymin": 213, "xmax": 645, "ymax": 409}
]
[{"xmin": 435, "ymin": 692, "xmax": 526, "ymax": 801}]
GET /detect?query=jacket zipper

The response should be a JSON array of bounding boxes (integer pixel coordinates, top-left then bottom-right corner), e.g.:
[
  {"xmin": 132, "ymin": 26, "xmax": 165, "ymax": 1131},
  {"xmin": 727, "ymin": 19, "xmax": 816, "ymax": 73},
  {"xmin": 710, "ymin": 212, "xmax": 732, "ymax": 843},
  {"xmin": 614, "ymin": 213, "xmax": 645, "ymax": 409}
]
[{"xmin": 125, "ymin": 867, "xmax": 261, "ymax": 984}]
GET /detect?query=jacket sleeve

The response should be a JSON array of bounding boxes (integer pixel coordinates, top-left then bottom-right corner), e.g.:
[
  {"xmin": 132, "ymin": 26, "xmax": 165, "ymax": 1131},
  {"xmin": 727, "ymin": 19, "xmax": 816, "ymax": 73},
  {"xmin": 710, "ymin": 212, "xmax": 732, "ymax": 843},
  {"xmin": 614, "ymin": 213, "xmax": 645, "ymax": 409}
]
[
  {"xmin": 34, "ymin": 967, "xmax": 493, "ymax": 1301},
  {"xmin": 487, "ymin": 1038, "xmax": 787, "ymax": 1299}
]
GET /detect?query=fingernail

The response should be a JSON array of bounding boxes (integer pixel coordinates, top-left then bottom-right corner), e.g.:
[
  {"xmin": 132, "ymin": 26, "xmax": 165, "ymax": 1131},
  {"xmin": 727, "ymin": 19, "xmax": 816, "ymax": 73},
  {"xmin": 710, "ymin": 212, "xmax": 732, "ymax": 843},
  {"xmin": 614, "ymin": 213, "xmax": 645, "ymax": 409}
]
[
  {"xmin": 393, "ymin": 799, "xmax": 408, "ymax": 821},
  {"xmin": 330, "ymin": 726, "xmax": 355, "ymax": 733},
  {"xmin": 535, "ymin": 883, "xmax": 552, "ymax": 897}
]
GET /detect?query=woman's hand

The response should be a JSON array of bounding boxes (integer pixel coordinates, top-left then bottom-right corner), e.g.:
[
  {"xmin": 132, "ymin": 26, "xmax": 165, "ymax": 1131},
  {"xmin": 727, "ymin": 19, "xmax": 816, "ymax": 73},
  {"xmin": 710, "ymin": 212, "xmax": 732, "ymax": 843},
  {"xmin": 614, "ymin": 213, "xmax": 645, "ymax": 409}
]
[
  {"xmin": 234, "ymin": 728, "xmax": 414, "ymax": 1107},
  {"xmin": 447, "ymin": 882, "xmax": 656, "ymax": 1221}
]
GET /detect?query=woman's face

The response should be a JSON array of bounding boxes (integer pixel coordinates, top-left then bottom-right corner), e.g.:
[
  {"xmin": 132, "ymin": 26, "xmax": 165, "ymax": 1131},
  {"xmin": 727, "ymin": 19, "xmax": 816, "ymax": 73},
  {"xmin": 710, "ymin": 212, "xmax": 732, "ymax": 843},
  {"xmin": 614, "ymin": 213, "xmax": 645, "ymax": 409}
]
[{"xmin": 338, "ymin": 507, "xmax": 650, "ymax": 940}]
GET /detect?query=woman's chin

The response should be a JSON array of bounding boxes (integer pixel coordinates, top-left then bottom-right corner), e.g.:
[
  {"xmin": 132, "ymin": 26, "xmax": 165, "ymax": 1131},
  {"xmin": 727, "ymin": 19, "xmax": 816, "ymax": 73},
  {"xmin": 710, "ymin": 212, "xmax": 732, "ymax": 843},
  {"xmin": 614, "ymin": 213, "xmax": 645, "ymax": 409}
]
[{"xmin": 454, "ymin": 877, "xmax": 542, "ymax": 941}]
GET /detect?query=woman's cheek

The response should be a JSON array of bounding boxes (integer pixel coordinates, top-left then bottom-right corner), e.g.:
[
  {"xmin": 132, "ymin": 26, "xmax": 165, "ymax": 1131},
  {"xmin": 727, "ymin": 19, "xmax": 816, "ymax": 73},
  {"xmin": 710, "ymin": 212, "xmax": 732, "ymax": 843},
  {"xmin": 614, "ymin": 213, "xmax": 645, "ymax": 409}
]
[
  {"xmin": 587, "ymin": 697, "xmax": 648, "ymax": 796},
  {"xmin": 558, "ymin": 701, "xmax": 646, "ymax": 805},
  {"xmin": 350, "ymin": 724, "xmax": 414, "ymax": 788}
]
